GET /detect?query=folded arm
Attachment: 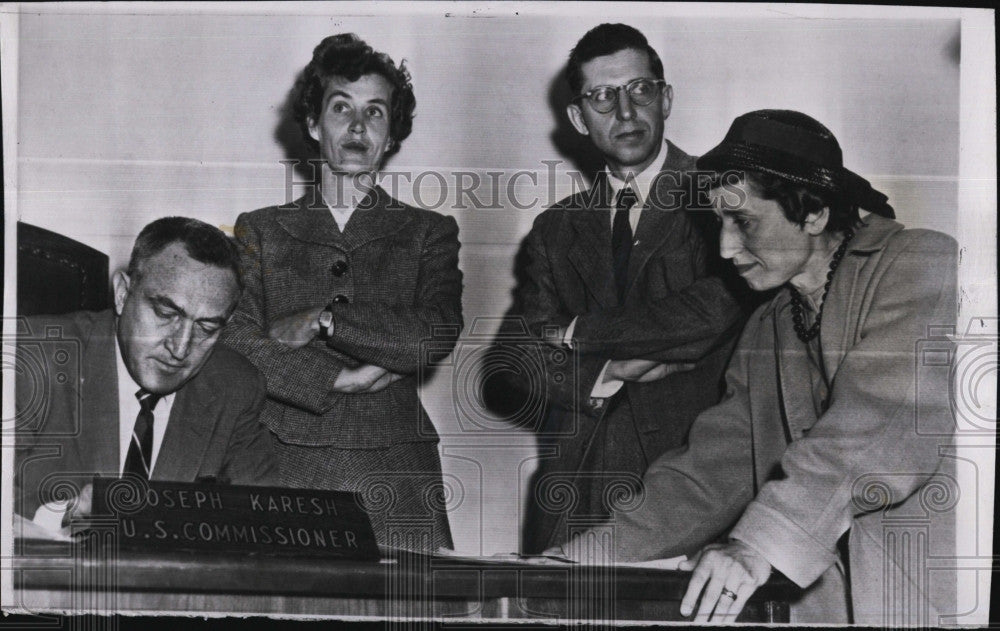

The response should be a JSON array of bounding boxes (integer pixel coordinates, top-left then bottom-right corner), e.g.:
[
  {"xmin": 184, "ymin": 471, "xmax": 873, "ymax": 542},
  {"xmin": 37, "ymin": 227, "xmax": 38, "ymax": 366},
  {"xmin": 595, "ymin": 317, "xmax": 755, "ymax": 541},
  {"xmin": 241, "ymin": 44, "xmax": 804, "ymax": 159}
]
[
  {"xmin": 222, "ymin": 214, "xmax": 359, "ymax": 415},
  {"xmin": 324, "ymin": 215, "xmax": 464, "ymax": 374},
  {"xmin": 571, "ymin": 220, "xmax": 745, "ymax": 362}
]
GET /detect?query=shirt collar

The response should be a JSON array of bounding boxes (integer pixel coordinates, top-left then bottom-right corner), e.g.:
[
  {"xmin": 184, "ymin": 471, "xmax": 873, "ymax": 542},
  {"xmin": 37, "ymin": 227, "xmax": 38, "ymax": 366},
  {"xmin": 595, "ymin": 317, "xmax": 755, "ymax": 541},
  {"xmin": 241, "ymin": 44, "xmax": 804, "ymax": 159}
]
[{"xmin": 604, "ymin": 139, "xmax": 667, "ymax": 208}]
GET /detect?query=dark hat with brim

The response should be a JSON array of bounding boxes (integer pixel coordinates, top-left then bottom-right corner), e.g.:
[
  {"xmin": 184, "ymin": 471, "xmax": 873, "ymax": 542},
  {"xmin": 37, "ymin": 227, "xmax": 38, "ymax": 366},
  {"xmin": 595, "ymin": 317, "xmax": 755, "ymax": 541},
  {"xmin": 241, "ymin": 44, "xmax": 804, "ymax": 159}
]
[{"xmin": 696, "ymin": 110, "xmax": 894, "ymax": 218}]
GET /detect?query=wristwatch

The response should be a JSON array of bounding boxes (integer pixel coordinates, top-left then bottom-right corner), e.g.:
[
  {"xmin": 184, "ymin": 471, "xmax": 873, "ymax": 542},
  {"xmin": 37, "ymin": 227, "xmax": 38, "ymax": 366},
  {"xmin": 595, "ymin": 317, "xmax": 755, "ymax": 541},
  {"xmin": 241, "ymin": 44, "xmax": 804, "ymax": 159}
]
[{"xmin": 317, "ymin": 303, "xmax": 335, "ymax": 340}]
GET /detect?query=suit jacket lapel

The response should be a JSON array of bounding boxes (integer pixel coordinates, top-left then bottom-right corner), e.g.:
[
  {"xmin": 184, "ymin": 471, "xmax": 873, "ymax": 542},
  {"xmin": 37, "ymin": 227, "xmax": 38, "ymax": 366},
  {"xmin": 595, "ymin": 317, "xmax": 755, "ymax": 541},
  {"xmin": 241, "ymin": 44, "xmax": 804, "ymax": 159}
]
[
  {"xmin": 817, "ymin": 216, "xmax": 903, "ymax": 380},
  {"xmin": 772, "ymin": 292, "xmax": 820, "ymax": 441},
  {"xmin": 340, "ymin": 186, "xmax": 413, "ymax": 252},
  {"xmin": 152, "ymin": 371, "xmax": 215, "ymax": 481},
  {"xmin": 275, "ymin": 194, "xmax": 344, "ymax": 247},
  {"xmin": 566, "ymin": 177, "xmax": 617, "ymax": 308},
  {"xmin": 80, "ymin": 312, "xmax": 121, "ymax": 476},
  {"xmin": 276, "ymin": 187, "xmax": 412, "ymax": 252},
  {"xmin": 625, "ymin": 141, "xmax": 693, "ymax": 297},
  {"xmin": 818, "ymin": 254, "xmax": 862, "ymax": 381}
]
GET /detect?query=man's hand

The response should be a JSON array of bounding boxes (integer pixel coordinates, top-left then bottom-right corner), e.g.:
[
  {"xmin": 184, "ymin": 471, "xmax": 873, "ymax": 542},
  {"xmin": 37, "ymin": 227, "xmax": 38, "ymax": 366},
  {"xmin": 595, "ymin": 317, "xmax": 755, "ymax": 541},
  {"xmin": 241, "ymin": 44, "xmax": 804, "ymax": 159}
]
[
  {"xmin": 605, "ymin": 358, "xmax": 696, "ymax": 383},
  {"xmin": 678, "ymin": 540, "xmax": 772, "ymax": 622},
  {"xmin": 332, "ymin": 364, "xmax": 404, "ymax": 393},
  {"xmin": 58, "ymin": 483, "xmax": 94, "ymax": 536},
  {"xmin": 267, "ymin": 306, "xmax": 325, "ymax": 349}
]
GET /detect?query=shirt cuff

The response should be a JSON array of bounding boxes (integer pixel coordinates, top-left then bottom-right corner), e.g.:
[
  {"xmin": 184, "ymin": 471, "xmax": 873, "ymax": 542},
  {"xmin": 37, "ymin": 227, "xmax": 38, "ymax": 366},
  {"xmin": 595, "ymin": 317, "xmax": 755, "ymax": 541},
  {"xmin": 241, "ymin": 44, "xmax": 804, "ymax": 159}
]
[
  {"xmin": 32, "ymin": 499, "xmax": 70, "ymax": 533},
  {"xmin": 728, "ymin": 500, "xmax": 838, "ymax": 588},
  {"xmin": 590, "ymin": 360, "xmax": 625, "ymax": 398},
  {"xmin": 563, "ymin": 317, "xmax": 578, "ymax": 350}
]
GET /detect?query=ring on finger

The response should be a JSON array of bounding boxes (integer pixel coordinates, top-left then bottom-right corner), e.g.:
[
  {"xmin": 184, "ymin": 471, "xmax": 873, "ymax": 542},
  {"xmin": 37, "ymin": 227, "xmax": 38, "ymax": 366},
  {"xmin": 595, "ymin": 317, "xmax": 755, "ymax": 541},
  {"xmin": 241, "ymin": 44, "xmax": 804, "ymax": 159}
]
[{"xmin": 720, "ymin": 587, "xmax": 738, "ymax": 601}]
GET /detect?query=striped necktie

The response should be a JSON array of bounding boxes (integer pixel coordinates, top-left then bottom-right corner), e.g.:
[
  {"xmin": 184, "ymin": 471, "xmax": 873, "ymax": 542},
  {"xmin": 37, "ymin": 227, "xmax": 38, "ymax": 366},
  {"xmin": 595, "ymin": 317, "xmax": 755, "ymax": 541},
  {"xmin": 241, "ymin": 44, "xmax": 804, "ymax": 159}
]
[{"xmin": 123, "ymin": 389, "xmax": 160, "ymax": 479}]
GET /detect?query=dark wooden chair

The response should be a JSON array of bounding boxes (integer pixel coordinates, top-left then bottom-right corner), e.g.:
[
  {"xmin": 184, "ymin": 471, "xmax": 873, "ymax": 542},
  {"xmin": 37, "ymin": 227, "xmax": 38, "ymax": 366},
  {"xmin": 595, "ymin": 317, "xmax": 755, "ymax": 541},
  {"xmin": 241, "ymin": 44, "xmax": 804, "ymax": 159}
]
[{"xmin": 17, "ymin": 222, "xmax": 110, "ymax": 316}]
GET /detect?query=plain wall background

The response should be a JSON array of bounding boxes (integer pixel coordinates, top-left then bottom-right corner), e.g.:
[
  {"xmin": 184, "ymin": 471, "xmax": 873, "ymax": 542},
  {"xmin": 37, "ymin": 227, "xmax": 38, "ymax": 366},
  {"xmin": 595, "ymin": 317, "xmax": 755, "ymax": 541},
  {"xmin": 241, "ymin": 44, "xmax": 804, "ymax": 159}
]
[{"xmin": 10, "ymin": 5, "xmax": 963, "ymax": 556}]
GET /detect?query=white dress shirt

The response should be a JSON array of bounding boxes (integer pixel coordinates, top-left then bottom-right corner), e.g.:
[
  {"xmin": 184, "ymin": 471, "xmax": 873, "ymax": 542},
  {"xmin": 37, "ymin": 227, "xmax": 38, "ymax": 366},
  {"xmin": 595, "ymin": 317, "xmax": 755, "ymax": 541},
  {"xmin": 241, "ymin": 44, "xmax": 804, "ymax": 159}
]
[
  {"xmin": 328, "ymin": 202, "xmax": 356, "ymax": 232},
  {"xmin": 116, "ymin": 342, "xmax": 175, "ymax": 476},
  {"xmin": 564, "ymin": 139, "xmax": 668, "ymax": 398},
  {"xmin": 32, "ymin": 338, "xmax": 175, "ymax": 532}
]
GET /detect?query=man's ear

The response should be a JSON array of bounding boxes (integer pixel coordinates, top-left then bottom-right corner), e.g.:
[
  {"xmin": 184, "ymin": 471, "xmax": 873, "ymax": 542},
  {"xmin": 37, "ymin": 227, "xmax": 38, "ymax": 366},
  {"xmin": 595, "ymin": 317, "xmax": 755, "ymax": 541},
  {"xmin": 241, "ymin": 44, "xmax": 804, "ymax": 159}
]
[
  {"xmin": 803, "ymin": 207, "xmax": 831, "ymax": 236},
  {"xmin": 661, "ymin": 84, "xmax": 674, "ymax": 119},
  {"xmin": 567, "ymin": 103, "xmax": 590, "ymax": 136},
  {"xmin": 306, "ymin": 117, "xmax": 321, "ymax": 143},
  {"xmin": 112, "ymin": 270, "xmax": 131, "ymax": 315}
]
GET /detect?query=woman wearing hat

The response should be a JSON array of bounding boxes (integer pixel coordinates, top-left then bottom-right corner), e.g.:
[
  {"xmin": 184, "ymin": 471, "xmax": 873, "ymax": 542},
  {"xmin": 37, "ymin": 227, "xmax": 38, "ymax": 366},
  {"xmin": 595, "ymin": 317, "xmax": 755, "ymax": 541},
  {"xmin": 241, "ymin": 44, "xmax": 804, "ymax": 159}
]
[{"xmin": 556, "ymin": 110, "xmax": 957, "ymax": 624}]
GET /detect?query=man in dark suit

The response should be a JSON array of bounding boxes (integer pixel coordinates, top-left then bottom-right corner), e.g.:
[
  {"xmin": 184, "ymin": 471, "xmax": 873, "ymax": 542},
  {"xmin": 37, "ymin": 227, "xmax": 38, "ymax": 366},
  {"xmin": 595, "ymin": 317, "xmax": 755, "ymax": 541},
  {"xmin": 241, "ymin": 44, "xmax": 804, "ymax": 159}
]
[
  {"xmin": 14, "ymin": 217, "xmax": 278, "ymax": 533},
  {"xmin": 513, "ymin": 24, "xmax": 748, "ymax": 553}
]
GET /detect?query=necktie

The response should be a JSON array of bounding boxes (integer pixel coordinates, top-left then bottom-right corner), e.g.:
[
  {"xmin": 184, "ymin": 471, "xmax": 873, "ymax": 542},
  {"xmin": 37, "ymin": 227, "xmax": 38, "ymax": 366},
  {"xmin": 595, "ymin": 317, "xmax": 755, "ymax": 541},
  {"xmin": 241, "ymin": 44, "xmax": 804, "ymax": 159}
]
[
  {"xmin": 124, "ymin": 390, "xmax": 160, "ymax": 479},
  {"xmin": 612, "ymin": 186, "xmax": 638, "ymax": 304}
]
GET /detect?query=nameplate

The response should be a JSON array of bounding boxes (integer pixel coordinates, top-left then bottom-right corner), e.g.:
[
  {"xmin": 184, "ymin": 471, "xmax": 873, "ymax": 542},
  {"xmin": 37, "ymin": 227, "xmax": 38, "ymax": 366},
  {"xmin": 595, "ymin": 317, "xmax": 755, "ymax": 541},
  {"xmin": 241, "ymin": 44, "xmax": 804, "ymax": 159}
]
[{"xmin": 90, "ymin": 478, "xmax": 379, "ymax": 560}]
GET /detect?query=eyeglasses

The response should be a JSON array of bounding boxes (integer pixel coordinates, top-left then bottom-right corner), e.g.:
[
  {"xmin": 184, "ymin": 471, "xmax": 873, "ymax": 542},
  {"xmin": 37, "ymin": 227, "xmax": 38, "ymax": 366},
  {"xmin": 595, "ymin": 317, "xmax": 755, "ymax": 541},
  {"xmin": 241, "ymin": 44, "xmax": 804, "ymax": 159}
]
[{"xmin": 573, "ymin": 78, "xmax": 667, "ymax": 114}]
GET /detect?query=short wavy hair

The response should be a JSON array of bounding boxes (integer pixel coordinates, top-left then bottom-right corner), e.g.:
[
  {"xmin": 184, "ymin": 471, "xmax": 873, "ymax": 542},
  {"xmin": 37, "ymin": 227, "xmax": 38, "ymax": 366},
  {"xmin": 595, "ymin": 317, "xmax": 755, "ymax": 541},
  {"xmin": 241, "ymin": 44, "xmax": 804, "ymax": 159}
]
[
  {"xmin": 566, "ymin": 23, "xmax": 665, "ymax": 96},
  {"xmin": 292, "ymin": 33, "xmax": 415, "ymax": 159},
  {"xmin": 744, "ymin": 171, "xmax": 862, "ymax": 235},
  {"xmin": 128, "ymin": 217, "xmax": 243, "ymax": 290}
]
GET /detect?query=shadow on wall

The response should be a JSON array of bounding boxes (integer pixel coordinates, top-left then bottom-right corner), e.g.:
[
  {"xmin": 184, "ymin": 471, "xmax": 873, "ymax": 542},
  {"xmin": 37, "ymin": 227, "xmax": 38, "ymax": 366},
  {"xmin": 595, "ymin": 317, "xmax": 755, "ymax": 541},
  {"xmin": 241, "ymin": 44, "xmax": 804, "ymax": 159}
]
[
  {"xmin": 547, "ymin": 65, "xmax": 604, "ymax": 180},
  {"xmin": 478, "ymin": 62, "xmax": 603, "ymax": 421},
  {"xmin": 273, "ymin": 69, "xmax": 319, "ymax": 186}
]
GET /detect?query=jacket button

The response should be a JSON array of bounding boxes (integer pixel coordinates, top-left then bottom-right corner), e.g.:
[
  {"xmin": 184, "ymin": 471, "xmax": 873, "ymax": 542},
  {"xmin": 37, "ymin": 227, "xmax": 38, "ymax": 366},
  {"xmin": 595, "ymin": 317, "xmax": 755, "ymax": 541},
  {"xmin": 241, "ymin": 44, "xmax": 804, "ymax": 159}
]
[
  {"xmin": 331, "ymin": 260, "xmax": 348, "ymax": 276},
  {"xmin": 332, "ymin": 294, "xmax": 349, "ymax": 304}
]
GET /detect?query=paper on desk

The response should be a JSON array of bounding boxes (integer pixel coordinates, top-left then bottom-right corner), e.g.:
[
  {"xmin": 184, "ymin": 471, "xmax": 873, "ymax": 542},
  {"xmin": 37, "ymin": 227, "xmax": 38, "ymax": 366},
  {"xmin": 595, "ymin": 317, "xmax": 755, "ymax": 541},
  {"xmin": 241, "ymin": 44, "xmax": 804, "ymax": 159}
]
[
  {"xmin": 12, "ymin": 513, "xmax": 72, "ymax": 541},
  {"xmin": 434, "ymin": 548, "xmax": 687, "ymax": 569},
  {"xmin": 433, "ymin": 548, "xmax": 577, "ymax": 565},
  {"xmin": 614, "ymin": 556, "xmax": 687, "ymax": 570}
]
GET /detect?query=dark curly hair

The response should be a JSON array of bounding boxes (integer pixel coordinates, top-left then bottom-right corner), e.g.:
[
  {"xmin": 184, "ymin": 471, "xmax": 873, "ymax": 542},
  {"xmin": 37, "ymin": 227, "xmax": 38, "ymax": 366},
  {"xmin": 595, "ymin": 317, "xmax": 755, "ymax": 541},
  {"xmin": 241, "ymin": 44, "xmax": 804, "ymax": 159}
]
[
  {"xmin": 745, "ymin": 171, "xmax": 862, "ymax": 235},
  {"xmin": 566, "ymin": 24, "xmax": 665, "ymax": 95},
  {"xmin": 292, "ymin": 33, "xmax": 415, "ymax": 159}
]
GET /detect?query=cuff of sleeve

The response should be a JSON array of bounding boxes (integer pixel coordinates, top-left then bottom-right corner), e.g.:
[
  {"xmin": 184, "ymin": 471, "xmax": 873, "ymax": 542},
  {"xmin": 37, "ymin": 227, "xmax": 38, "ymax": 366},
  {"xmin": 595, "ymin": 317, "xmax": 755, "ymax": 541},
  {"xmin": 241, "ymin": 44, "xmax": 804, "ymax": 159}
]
[
  {"xmin": 590, "ymin": 360, "xmax": 624, "ymax": 398},
  {"xmin": 33, "ymin": 500, "xmax": 70, "ymax": 533},
  {"xmin": 728, "ymin": 500, "xmax": 838, "ymax": 588},
  {"xmin": 563, "ymin": 317, "xmax": 578, "ymax": 350}
]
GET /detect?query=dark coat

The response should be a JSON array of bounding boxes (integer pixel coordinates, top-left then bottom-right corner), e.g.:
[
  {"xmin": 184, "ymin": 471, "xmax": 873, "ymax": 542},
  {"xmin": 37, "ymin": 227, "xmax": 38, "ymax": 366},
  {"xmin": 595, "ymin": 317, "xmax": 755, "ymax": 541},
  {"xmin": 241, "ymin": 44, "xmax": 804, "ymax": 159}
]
[
  {"xmin": 222, "ymin": 187, "xmax": 464, "ymax": 449},
  {"xmin": 220, "ymin": 187, "xmax": 463, "ymax": 549},
  {"xmin": 513, "ymin": 141, "xmax": 747, "ymax": 552},
  {"xmin": 14, "ymin": 310, "xmax": 277, "ymax": 518}
]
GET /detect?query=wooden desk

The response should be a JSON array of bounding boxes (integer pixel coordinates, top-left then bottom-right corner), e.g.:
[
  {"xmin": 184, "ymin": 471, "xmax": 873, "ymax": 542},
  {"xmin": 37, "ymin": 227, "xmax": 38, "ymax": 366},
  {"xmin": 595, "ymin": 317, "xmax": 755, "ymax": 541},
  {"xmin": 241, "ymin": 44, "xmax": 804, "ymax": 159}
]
[{"xmin": 11, "ymin": 539, "xmax": 797, "ymax": 622}]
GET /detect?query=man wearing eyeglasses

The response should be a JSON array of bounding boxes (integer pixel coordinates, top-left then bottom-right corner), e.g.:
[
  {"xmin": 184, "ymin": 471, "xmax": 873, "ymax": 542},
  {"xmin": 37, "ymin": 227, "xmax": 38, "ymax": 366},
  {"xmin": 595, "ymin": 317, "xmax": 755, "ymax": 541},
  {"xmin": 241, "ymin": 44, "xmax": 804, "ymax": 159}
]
[{"xmin": 513, "ymin": 23, "xmax": 749, "ymax": 554}]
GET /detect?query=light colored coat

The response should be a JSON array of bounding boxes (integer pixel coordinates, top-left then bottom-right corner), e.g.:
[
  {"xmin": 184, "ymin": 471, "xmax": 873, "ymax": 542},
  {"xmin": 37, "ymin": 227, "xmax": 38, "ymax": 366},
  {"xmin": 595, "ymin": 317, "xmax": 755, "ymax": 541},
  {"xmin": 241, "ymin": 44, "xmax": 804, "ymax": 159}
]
[{"xmin": 604, "ymin": 214, "xmax": 957, "ymax": 625}]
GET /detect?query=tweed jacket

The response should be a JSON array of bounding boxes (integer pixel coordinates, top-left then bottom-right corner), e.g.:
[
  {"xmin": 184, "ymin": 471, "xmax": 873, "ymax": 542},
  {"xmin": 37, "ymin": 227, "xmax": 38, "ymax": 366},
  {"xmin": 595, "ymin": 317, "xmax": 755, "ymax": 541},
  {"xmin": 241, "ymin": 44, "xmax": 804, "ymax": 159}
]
[
  {"xmin": 513, "ymin": 141, "xmax": 747, "ymax": 551},
  {"xmin": 600, "ymin": 215, "xmax": 957, "ymax": 624},
  {"xmin": 14, "ymin": 310, "xmax": 278, "ymax": 519},
  {"xmin": 221, "ymin": 187, "xmax": 463, "ymax": 448}
]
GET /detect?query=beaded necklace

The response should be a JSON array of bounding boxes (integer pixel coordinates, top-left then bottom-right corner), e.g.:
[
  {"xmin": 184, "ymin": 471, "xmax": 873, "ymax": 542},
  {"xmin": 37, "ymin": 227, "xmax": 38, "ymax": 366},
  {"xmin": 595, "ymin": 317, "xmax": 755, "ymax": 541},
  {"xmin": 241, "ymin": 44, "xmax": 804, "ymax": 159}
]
[{"xmin": 789, "ymin": 228, "xmax": 855, "ymax": 343}]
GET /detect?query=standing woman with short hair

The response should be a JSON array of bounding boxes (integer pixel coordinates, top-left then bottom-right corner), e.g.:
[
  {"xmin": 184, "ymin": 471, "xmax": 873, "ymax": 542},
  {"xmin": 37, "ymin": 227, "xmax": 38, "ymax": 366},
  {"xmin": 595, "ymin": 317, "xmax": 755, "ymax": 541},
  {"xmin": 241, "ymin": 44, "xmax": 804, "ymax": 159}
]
[{"xmin": 222, "ymin": 34, "xmax": 463, "ymax": 551}]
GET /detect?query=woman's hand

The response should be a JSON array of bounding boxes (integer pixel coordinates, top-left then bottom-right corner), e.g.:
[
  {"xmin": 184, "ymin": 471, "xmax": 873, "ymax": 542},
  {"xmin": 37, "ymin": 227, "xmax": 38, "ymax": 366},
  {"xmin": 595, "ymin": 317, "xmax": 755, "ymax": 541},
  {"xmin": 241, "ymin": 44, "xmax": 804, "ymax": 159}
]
[
  {"xmin": 267, "ymin": 307, "xmax": 324, "ymax": 349},
  {"xmin": 332, "ymin": 364, "xmax": 404, "ymax": 393},
  {"xmin": 678, "ymin": 540, "xmax": 772, "ymax": 622}
]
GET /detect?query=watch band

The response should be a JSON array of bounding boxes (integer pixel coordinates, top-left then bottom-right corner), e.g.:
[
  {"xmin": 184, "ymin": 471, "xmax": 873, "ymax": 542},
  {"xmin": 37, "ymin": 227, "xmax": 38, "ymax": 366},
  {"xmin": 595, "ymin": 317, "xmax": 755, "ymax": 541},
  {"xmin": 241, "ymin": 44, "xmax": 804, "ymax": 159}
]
[{"xmin": 317, "ymin": 303, "xmax": 335, "ymax": 340}]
